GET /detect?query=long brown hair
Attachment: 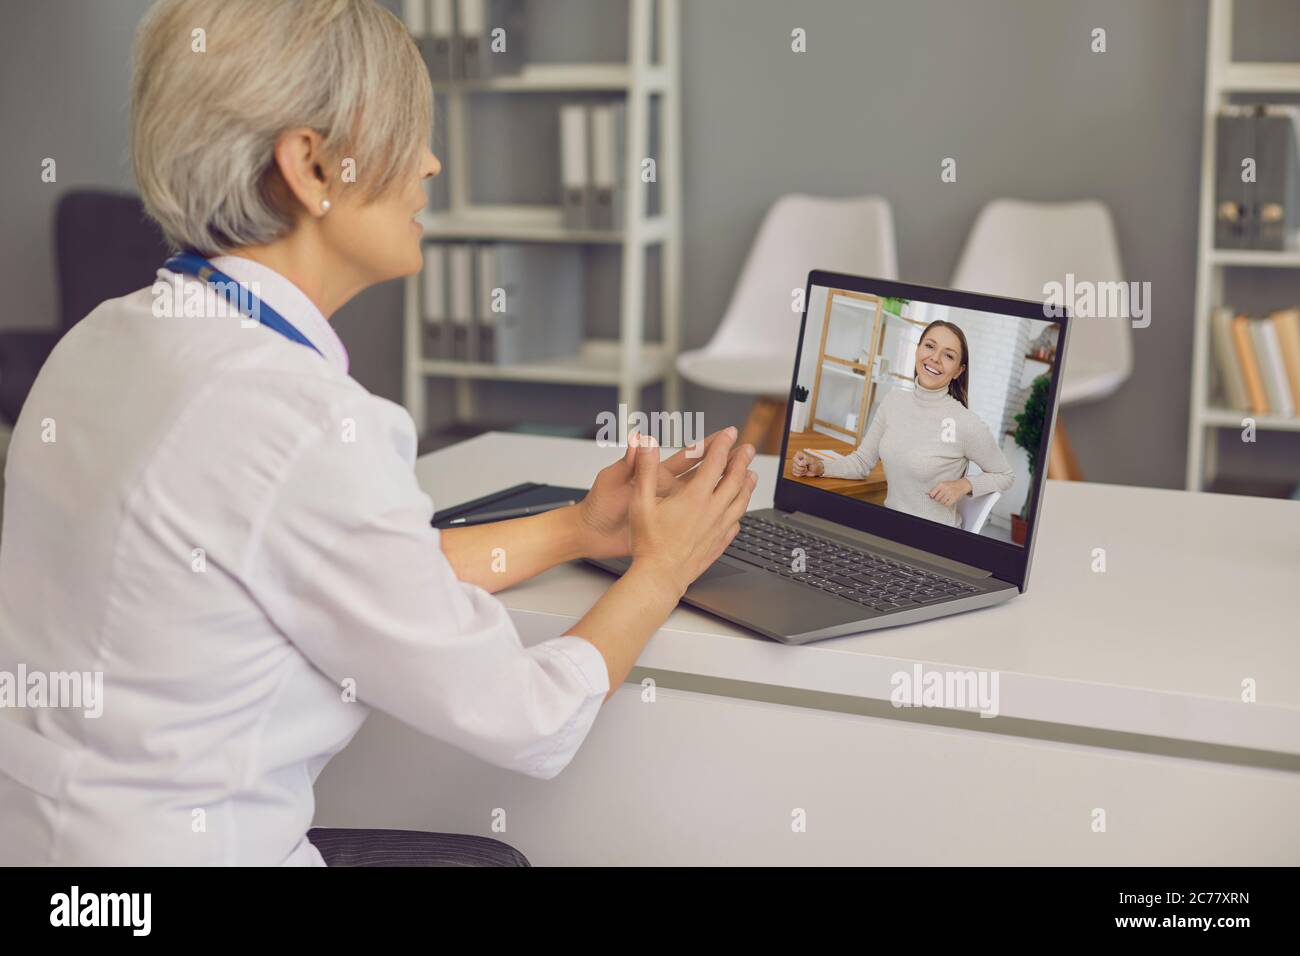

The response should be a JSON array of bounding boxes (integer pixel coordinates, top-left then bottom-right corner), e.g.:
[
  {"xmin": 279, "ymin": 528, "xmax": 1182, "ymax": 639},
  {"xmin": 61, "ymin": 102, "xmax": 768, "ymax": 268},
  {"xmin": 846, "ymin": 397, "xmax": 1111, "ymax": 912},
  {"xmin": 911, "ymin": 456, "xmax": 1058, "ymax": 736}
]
[{"xmin": 916, "ymin": 319, "xmax": 970, "ymax": 408}]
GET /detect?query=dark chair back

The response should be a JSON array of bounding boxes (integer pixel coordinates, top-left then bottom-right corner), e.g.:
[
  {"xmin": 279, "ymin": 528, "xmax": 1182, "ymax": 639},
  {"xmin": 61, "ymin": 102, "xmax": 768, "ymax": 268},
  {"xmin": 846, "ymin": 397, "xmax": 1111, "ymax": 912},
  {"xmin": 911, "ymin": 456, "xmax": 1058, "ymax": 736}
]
[
  {"xmin": 55, "ymin": 190, "xmax": 172, "ymax": 332},
  {"xmin": 0, "ymin": 191, "xmax": 172, "ymax": 423}
]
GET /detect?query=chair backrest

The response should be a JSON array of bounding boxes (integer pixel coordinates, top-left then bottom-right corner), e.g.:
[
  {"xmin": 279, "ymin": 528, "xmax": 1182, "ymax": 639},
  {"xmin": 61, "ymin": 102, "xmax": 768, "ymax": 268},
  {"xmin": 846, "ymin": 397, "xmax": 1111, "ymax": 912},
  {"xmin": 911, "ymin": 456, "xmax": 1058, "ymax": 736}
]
[
  {"xmin": 957, "ymin": 490, "xmax": 1000, "ymax": 534},
  {"xmin": 950, "ymin": 199, "xmax": 1132, "ymax": 404},
  {"xmin": 704, "ymin": 194, "xmax": 898, "ymax": 360},
  {"xmin": 56, "ymin": 190, "xmax": 172, "ymax": 332}
]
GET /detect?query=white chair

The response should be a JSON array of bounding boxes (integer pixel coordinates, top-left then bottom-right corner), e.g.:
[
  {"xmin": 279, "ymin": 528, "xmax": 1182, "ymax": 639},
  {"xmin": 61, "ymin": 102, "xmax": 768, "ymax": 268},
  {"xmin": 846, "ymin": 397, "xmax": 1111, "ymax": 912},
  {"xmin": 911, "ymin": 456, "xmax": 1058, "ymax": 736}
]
[
  {"xmin": 677, "ymin": 194, "xmax": 898, "ymax": 452},
  {"xmin": 950, "ymin": 199, "xmax": 1132, "ymax": 479},
  {"xmin": 957, "ymin": 490, "xmax": 1000, "ymax": 534}
]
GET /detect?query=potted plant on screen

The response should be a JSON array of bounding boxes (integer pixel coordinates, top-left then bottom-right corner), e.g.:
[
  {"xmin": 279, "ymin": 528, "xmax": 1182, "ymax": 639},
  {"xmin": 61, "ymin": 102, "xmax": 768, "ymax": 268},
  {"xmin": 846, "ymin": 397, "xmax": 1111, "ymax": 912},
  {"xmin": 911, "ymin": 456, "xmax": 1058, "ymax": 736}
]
[
  {"xmin": 790, "ymin": 384, "xmax": 810, "ymax": 432},
  {"xmin": 1011, "ymin": 373, "xmax": 1051, "ymax": 545}
]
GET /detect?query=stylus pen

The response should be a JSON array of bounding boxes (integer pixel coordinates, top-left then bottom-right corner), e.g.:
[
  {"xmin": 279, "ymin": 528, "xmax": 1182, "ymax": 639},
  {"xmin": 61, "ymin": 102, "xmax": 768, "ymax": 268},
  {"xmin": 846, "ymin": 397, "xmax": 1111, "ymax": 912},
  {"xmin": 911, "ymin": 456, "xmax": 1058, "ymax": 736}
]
[{"xmin": 446, "ymin": 500, "xmax": 577, "ymax": 526}]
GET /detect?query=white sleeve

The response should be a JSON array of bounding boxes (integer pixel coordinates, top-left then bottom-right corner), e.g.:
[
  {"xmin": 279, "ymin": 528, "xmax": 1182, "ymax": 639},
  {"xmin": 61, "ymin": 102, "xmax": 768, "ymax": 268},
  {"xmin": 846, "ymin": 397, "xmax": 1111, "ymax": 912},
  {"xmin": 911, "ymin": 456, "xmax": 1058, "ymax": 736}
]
[
  {"xmin": 962, "ymin": 410, "xmax": 1015, "ymax": 497},
  {"xmin": 822, "ymin": 392, "xmax": 889, "ymax": 479},
  {"xmin": 243, "ymin": 394, "xmax": 608, "ymax": 780}
]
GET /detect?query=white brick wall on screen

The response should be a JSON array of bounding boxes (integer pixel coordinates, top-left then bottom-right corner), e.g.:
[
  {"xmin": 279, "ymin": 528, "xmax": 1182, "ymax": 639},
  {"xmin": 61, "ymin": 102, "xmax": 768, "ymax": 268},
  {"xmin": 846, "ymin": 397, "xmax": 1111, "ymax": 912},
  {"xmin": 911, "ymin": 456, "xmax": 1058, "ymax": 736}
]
[{"xmin": 948, "ymin": 307, "xmax": 1031, "ymax": 443}]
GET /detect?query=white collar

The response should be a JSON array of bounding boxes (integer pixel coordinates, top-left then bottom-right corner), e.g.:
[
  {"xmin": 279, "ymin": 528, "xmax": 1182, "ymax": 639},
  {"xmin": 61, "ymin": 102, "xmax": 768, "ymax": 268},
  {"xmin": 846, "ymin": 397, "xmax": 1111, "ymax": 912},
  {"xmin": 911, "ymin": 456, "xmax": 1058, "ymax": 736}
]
[{"xmin": 206, "ymin": 254, "xmax": 350, "ymax": 374}]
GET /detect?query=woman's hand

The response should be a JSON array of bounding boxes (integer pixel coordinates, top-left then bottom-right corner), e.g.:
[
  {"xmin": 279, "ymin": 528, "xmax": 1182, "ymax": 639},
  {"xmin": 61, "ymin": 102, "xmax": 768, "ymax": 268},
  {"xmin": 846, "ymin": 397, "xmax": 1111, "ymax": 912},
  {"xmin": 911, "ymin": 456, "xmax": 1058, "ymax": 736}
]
[
  {"xmin": 791, "ymin": 450, "xmax": 824, "ymax": 477},
  {"xmin": 928, "ymin": 477, "xmax": 973, "ymax": 508},
  {"xmin": 627, "ymin": 429, "xmax": 756, "ymax": 598},
  {"xmin": 575, "ymin": 428, "xmax": 751, "ymax": 560},
  {"xmin": 563, "ymin": 429, "xmax": 756, "ymax": 697}
]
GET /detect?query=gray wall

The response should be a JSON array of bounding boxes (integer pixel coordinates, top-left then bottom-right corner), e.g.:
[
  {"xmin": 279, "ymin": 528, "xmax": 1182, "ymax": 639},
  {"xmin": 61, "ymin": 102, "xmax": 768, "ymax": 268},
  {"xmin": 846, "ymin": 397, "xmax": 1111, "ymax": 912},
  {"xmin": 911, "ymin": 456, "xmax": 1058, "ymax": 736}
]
[
  {"xmin": 3, "ymin": 0, "xmax": 1298, "ymax": 488},
  {"xmin": 0, "ymin": 0, "xmax": 150, "ymax": 328},
  {"xmin": 0, "ymin": 0, "xmax": 406, "ymax": 401}
]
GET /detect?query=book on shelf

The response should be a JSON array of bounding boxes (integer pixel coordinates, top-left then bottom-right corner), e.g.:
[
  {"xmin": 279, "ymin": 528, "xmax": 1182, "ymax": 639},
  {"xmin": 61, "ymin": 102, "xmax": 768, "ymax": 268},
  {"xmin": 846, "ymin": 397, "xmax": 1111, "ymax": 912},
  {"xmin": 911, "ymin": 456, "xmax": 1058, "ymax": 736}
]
[
  {"xmin": 447, "ymin": 243, "xmax": 476, "ymax": 361},
  {"xmin": 421, "ymin": 242, "xmax": 583, "ymax": 366},
  {"xmin": 1212, "ymin": 308, "xmax": 1300, "ymax": 417},
  {"xmin": 1214, "ymin": 105, "xmax": 1300, "ymax": 252},
  {"xmin": 475, "ymin": 244, "xmax": 583, "ymax": 364},
  {"xmin": 559, "ymin": 104, "xmax": 592, "ymax": 229},
  {"xmin": 590, "ymin": 102, "xmax": 626, "ymax": 230},
  {"xmin": 407, "ymin": 0, "xmax": 525, "ymax": 82},
  {"xmin": 1249, "ymin": 316, "xmax": 1293, "ymax": 417},
  {"xmin": 426, "ymin": 0, "xmax": 456, "ymax": 82},
  {"xmin": 458, "ymin": 0, "xmax": 526, "ymax": 80},
  {"xmin": 1256, "ymin": 107, "xmax": 1300, "ymax": 252},
  {"xmin": 420, "ymin": 244, "xmax": 449, "ymax": 360},
  {"xmin": 1211, "ymin": 307, "xmax": 1249, "ymax": 411},
  {"xmin": 403, "ymin": 0, "xmax": 427, "ymax": 39},
  {"xmin": 1273, "ymin": 308, "xmax": 1300, "ymax": 412},
  {"xmin": 559, "ymin": 102, "xmax": 629, "ymax": 232},
  {"xmin": 1215, "ymin": 107, "xmax": 1255, "ymax": 249}
]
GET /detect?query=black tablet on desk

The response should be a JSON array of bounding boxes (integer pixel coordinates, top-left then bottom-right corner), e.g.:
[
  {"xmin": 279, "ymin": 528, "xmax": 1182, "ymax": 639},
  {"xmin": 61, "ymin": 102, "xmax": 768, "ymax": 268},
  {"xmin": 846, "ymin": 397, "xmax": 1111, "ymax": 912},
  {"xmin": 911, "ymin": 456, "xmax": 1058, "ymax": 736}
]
[{"xmin": 431, "ymin": 482, "xmax": 588, "ymax": 529}]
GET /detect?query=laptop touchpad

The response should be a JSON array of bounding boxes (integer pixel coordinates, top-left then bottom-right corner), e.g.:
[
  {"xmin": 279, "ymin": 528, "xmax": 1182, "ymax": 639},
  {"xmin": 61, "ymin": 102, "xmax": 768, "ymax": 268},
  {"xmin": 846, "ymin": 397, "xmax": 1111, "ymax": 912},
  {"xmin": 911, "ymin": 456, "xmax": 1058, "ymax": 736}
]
[{"xmin": 695, "ymin": 562, "xmax": 746, "ymax": 582}]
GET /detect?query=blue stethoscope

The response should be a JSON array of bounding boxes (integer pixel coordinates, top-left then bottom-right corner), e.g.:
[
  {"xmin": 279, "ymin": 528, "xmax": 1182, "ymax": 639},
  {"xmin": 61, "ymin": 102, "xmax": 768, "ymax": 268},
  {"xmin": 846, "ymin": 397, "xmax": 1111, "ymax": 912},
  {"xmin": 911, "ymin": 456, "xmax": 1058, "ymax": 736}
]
[{"xmin": 163, "ymin": 252, "xmax": 323, "ymax": 358}]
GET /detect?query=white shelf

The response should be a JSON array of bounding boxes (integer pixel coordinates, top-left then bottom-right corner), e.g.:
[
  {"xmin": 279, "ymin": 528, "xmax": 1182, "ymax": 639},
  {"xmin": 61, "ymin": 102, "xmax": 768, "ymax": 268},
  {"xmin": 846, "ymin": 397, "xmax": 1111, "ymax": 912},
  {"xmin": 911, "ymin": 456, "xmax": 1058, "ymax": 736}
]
[
  {"xmin": 1214, "ymin": 62, "xmax": 1300, "ymax": 93},
  {"xmin": 420, "ymin": 206, "xmax": 668, "ymax": 244},
  {"xmin": 419, "ymin": 339, "xmax": 672, "ymax": 386},
  {"xmin": 402, "ymin": 0, "xmax": 683, "ymax": 431},
  {"xmin": 1209, "ymin": 248, "xmax": 1300, "ymax": 267},
  {"xmin": 820, "ymin": 362, "xmax": 866, "ymax": 378},
  {"xmin": 1186, "ymin": 1, "xmax": 1300, "ymax": 491},
  {"xmin": 1200, "ymin": 406, "xmax": 1300, "ymax": 431},
  {"xmin": 431, "ymin": 62, "xmax": 668, "ymax": 93}
]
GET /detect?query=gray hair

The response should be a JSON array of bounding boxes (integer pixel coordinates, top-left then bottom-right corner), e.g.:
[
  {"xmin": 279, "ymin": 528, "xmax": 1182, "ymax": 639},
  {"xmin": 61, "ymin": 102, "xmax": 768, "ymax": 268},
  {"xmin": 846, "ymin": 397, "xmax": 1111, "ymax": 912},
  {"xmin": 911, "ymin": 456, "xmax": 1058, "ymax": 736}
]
[{"xmin": 131, "ymin": 0, "xmax": 432, "ymax": 254}]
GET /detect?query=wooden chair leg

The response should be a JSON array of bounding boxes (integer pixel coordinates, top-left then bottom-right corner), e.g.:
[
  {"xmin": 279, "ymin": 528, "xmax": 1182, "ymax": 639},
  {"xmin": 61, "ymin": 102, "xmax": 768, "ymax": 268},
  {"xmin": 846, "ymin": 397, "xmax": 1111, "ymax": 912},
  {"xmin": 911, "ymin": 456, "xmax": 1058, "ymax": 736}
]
[
  {"xmin": 761, "ymin": 400, "xmax": 788, "ymax": 455},
  {"xmin": 1047, "ymin": 415, "xmax": 1083, "ymax": 481},
  {"xmin": 739, "ymin": 397, "xmax": 784, "ymax": 454}
]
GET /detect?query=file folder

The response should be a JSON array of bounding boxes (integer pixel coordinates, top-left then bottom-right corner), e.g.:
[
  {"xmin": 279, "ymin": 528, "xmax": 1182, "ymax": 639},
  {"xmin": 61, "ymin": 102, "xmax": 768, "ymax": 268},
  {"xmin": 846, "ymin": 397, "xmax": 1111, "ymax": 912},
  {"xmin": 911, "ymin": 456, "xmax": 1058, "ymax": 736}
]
[{"xmin": 560, "ymin": 103, "xmax": 592, "ymax": 229}]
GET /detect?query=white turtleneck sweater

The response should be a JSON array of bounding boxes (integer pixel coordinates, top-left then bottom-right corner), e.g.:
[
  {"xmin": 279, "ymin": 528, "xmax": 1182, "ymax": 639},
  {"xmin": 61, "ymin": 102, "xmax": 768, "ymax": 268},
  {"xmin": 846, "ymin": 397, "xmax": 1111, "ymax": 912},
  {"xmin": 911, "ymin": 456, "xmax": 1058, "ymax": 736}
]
[{"xmin": 821, "ymin": 383, "xmax": 1014, "ymax": 527}]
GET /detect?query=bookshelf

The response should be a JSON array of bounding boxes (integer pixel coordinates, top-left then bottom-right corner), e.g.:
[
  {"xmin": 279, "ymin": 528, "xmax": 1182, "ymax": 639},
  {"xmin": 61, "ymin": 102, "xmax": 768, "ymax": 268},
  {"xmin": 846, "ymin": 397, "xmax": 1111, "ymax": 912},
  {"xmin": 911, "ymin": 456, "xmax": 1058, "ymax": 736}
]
[
  {"xmin": 399, "ymin": 0, "xmax": 682, "ymax": 436},
  {"xmin": 1186, "ymin": 0, "xmax": 1300, "ymax": 491},
  {"xmin": 418, "ymin": 338, "xmax": 672, "ymax": 385}
]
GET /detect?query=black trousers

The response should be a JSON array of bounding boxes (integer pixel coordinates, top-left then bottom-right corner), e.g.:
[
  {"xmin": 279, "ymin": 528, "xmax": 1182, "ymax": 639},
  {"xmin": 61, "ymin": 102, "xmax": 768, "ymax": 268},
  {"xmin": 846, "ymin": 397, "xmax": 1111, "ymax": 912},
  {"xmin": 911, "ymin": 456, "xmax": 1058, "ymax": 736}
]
[{"xmin": 307, "ymin": 827, "xmax": 530, "ymax": 867}]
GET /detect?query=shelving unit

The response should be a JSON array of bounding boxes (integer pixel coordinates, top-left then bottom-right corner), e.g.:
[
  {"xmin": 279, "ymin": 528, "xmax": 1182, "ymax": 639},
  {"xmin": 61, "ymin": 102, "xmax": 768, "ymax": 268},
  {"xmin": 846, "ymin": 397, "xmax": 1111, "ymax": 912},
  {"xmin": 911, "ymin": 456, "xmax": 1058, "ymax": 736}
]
[
  {"xmin": 807, "ymin": 289, "xmax": 878, "ymax": 446},
  {"xmin": 427, "ymin": 61, "xmax": 670, "ymax": 92},
  {"xmin": 1186, "ymin": 0, "xmax": 1300, "ymax": 490},
  {"xmin": 400, "ymin": 0, "xmax": 682, "ymax": 436},
  {"xmin": 417, "ymin": 338, "xmax": 672, "ymax": 386}
]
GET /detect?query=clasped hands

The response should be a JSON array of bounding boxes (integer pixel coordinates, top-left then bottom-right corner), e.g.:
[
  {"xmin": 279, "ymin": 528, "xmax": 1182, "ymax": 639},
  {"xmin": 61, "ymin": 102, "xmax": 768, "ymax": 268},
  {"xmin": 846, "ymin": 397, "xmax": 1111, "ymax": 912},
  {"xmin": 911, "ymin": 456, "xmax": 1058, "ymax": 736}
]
[{"xmin": 574, "ymin": 426, "xmax": 756, "ymax": 561}]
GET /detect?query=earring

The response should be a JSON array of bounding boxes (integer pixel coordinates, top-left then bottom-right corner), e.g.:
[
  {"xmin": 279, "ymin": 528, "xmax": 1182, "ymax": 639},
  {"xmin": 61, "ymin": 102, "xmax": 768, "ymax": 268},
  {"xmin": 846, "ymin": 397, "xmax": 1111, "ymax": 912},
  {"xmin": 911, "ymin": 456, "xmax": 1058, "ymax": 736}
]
[{"xmin": 320, "ymin": 199, "xmax": 331, "ymax": 215}]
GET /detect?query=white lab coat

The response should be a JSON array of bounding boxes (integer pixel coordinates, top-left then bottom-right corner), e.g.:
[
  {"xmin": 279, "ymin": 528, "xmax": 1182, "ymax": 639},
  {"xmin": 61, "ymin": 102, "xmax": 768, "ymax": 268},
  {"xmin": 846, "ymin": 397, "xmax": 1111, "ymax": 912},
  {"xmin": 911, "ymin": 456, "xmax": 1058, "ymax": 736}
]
[{"xmin": 0, "ymin": 256, "xmax": 608, "ymax": 865}]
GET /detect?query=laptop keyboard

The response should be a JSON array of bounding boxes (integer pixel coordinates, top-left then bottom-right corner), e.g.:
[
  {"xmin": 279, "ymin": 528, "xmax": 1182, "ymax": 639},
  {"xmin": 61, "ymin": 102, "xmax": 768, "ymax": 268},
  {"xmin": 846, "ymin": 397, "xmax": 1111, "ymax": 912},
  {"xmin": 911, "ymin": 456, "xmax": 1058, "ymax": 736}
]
[{"xmin": 723, "ymin": 515, "xmax": 981, "ymax": 613}]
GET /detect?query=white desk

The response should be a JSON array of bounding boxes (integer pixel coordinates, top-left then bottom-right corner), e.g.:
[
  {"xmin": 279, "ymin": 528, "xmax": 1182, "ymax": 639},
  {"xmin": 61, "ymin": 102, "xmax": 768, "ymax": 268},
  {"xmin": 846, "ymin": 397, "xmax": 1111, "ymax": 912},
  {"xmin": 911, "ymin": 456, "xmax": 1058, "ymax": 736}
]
[{"xmin": 314, "ymin": 432, "xmax": 1300, "ymax": 864}]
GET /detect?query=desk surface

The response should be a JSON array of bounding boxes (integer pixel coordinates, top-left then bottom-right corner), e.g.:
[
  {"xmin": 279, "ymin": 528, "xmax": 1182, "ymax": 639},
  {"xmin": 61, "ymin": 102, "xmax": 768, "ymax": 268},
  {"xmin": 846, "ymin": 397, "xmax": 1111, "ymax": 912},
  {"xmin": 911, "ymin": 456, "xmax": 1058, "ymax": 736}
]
[
  {"xmin": 417, "ymin": 432, "xmax": 1300, "ymax": 757},
  {"xmin": 782, "ymin": 429, "xmax": 886, "ymax": 500}
]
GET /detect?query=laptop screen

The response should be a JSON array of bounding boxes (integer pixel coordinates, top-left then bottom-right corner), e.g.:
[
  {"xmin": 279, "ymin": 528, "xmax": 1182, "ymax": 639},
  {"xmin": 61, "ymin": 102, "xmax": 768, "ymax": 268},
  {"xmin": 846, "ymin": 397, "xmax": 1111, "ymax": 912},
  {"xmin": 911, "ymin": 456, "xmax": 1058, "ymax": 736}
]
[{"xmin": 783, "ymin": 280, "xmax": 1063, "ymax": 549}]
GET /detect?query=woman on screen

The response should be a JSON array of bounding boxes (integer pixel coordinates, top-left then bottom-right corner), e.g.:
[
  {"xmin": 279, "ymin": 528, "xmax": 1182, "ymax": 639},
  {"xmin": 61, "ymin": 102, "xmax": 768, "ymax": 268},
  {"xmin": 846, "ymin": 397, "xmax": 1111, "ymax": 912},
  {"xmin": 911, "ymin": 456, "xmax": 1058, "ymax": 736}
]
[{"xmin": 791, "ymin": 320, "xmax": 1014, "ymax": 528}]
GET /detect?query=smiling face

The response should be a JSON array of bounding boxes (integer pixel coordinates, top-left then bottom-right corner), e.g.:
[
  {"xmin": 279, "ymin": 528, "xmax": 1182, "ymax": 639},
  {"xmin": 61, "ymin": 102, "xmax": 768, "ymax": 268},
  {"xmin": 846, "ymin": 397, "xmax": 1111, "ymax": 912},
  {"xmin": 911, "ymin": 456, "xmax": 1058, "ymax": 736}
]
[{"xmin": 915, "ymin": 324, "xmax": 966, "ymax": 391}]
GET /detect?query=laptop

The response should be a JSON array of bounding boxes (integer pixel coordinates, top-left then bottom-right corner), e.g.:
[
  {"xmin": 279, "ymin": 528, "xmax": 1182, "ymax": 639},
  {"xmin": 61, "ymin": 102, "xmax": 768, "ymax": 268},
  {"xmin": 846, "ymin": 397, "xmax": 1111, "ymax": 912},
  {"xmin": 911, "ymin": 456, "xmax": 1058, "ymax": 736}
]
[{"xmin": 589, "ymin": 270, "xmax": 1069, "ymax": 644}]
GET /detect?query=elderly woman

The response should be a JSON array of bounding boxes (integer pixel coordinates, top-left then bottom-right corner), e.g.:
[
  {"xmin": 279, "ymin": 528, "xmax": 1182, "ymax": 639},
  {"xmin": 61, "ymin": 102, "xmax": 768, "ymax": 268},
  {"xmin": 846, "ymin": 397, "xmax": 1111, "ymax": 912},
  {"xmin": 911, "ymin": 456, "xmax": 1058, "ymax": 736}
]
[{"xmin": 0, "ymin": 0, "xmax": 754, "ymax": 866}]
